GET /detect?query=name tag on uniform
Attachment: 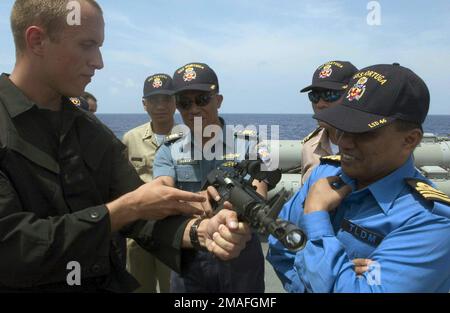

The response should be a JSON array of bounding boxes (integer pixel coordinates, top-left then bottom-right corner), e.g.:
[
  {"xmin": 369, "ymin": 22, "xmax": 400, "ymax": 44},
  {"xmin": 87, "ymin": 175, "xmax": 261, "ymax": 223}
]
[
  {"xmin": 341, "ymin": 219, "xmax": 384, "ymax": 247},
  {"xmin": 131, "ymin": 157, "xmax": 143, "ymax": 162},
  {"xmin": 221, "ymin": 161, "xmax": 238, "ymax": 168},
  {"xmin": 176, "ymin": 158, "xmax": 199, "ymax": 165}
]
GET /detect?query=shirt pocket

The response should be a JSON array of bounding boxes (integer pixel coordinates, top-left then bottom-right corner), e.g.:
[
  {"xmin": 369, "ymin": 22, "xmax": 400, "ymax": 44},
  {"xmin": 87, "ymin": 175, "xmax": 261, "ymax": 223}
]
[{"xmin": 175, "ymin": 165, "xmax": 202, "ymax": 192}]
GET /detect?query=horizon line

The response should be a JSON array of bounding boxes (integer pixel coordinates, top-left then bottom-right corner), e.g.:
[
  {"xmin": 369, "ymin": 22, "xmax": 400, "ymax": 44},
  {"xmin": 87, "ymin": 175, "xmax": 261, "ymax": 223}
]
[{"xmin": 95, "ymin": 112, "xmax": 450, "ymax": 116}]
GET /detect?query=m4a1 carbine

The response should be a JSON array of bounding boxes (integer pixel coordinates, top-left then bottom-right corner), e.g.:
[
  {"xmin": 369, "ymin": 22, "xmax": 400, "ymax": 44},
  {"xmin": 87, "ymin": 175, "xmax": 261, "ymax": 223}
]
[{"xmin": 202, "ymin": 159, "xmax": 307, "ymax": 251}]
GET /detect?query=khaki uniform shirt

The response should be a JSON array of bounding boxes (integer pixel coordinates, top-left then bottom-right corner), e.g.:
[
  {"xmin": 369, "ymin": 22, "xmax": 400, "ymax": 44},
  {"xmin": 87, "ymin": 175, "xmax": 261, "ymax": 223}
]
[
  {"xmin": 123, "ymin": 122, "xmax": 170, "ymax": 183},
  {"xmin": 301, "ymin": 127, "xmax": 333, "ymax": 185}
]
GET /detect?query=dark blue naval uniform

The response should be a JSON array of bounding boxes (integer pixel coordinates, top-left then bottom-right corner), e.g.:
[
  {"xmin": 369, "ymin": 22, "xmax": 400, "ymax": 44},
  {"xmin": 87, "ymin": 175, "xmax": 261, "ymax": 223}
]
[
  {"xmin": 153, "ymin": 126, "xmax": 265, "ymax": 293},
  {"xmin": 267, "ymin": 156, "xmax": 450, "ymax": 292}
]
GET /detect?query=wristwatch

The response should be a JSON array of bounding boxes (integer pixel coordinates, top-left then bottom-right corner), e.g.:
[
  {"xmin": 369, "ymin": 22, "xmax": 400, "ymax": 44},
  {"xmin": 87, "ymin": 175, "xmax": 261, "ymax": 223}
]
[{"xmin": 189, "ymin": 217, "xmax": 207, "ymax": 251}]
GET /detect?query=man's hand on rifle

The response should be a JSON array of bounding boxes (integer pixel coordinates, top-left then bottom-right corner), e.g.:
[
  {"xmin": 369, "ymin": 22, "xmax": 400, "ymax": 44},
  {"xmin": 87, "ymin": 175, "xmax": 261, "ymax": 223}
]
[
  {"xmin": 184, "ymin": 187, "xmax": 252, "ymax": 261},
  {"xmin": 200, "ymin": 209, "xmax": 252, "ymax": 261},
  {"xmin": 195, "ymin": 186, "xmax": 233, "ymax": 217}
]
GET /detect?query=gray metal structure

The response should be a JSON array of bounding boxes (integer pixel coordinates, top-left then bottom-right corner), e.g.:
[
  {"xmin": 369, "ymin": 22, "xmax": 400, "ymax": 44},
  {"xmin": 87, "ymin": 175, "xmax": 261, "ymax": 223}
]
[{"xmin": 266, "ymin": 133, "xmax": 450, "ymax": 199}]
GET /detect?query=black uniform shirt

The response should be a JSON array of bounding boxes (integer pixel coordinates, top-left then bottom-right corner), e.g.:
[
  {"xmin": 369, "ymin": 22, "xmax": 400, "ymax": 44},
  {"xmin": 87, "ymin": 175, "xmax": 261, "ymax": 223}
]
[{"xmin": 0, "ymin": 73, "xmax": 189, "ymax": 292}]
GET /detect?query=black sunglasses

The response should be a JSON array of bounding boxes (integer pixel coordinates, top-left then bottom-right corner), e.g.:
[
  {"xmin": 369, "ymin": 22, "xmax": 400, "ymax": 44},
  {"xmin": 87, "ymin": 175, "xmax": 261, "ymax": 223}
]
[
  {"xmin": 176, "ymin": 93, "xmax": 216, "ymax": 111},
  {"xmin": 308, "ymin": 90, "xmax": 343, "ymax": 104}
]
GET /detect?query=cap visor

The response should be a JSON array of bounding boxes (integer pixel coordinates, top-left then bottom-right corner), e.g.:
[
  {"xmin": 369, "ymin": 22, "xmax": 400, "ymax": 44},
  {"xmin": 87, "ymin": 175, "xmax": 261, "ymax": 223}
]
[
  {"xmin": 313, "ymin": 104, "xmax": 395, "ymax": 133},
  {"xmin": 300, "ymin": 81, "xmax": 347, "ymax": 93},
  {"xmin": 143, "ymin": 90, "xmax": 174, "ymax": 98},
  {"xmin": 174, "ymin": 84, "xmax": 217, "ymax": 93}
]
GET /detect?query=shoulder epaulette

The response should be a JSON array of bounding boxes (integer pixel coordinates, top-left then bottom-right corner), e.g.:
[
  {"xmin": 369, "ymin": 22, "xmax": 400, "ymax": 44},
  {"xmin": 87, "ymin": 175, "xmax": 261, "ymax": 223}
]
[
  {"xmin": 301, "ymin": 127, "xmax": 322, "ymax": 144},
  {"xmin": 405, "ymin": 178, "xmax": 450, "ymax": 205},
  {"xmin": 234, "ymin": 129, "xmax": 257, "ymax": 138},
  {"xmin": 70, "ymin": 97, "xmax": 80, "ymax": 106},
  {"xmin": 163, "ymin": 132, "xmax": 184, "ymax": 144},
  {"xmin": 320, "ymin": 154, "xmax": 341, "ymax": 164},
  {"xmin": 223, "ymin": 153, "xmax": 241, "ymax": 160}
]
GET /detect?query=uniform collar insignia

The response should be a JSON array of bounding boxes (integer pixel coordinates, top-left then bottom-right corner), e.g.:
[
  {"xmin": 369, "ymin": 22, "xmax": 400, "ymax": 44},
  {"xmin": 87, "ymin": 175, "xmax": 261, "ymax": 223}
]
[
  {"xmin": 142, "ymin": 123, "xmax": 153, "ymax": 140},
  {"xmin": 302, "ymin": 127, "xmax": 323, "ymax": 144},
  {"xmin": 164, "ymin": 132, "xmax": 184, "ymax": 144}
]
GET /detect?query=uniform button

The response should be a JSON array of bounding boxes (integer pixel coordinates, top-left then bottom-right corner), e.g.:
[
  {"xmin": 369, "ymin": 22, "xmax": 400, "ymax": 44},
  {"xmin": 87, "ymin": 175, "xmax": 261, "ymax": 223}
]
[
  {"xmin": 91, "ymin": 264, "xmax": 101, "ymax": 273},
  {"xmin": 90, "ymin": 210, "xmax": 100, "ymax": 219}
]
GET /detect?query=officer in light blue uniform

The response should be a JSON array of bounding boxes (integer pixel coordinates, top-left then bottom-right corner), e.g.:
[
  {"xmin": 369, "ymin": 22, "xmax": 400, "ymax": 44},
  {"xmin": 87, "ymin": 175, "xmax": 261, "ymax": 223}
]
[
  {"xmin": 153, "ymin": 62, "xmax": 265, "ymax": 293},
  {"xmin": 267, "ymin": 63, "xmax": 450, "ymax": 293},
  {"xmin": 155, "ymin": 122, "xmax": 254, "ymax": 194}
]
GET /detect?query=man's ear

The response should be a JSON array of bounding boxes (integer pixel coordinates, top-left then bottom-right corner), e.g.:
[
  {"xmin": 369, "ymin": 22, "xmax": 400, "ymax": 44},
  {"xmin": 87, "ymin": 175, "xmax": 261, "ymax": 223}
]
[
  {"xmin": 142, "ymin": 99, "xmax": 149, "ymax": 111},
  {"xmin": 25, "ymin": 26, "xmax": 47, "ymax": 56},
  {"xmin": 404, "ymin": 128, "xmax": 423, "ymax": 151},
  {"xmin": 216, "ymin": 94, "xmax": 223, "ymax": 109}
]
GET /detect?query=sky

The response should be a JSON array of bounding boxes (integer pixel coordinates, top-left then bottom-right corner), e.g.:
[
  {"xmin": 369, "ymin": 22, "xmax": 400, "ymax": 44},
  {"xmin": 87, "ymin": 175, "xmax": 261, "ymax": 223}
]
[{"xmin": 0, "ymin": 0, "xmax": 449, "ymax": 114}]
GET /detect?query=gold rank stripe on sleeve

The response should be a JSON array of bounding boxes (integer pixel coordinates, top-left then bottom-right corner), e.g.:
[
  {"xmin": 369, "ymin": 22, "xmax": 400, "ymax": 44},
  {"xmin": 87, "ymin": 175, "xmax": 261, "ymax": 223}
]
[
  {"xmin": 414, "ymin": 181, "xmax": 448, "ymax": 197},
  {"xmin": 405, "ymin": 178, "xmax": 450, "ymax": 205},
  {"xmin": 416, "ymin": 187, "xmax": 448, "ymax": 197},
  {"xmin": 301, "ymin": 127, "xmax": 322, "ymax": 144},
  {"xmin": 320, "ymin": 154, "xmax": 341, "ymax": 164},
  {"xmin": 419, "ymin": 193, "xmax": 450, "ymax": 204}
]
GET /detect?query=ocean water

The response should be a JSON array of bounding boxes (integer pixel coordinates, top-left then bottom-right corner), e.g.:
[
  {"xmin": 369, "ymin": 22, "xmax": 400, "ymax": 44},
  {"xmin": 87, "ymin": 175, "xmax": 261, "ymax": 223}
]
[{"xmin": 97, "ymin": 113, "xmax": 450, "ymax": 140}]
